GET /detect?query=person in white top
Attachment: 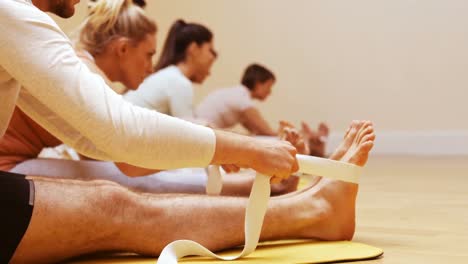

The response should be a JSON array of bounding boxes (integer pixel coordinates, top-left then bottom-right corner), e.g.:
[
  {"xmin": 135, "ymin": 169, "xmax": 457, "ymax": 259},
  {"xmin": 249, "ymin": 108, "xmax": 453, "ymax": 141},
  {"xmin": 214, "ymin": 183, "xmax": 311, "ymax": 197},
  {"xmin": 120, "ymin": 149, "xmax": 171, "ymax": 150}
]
[
  {"xmin": 197, "ymin": 63, "xmax": 331, "ymax": 156},
  {"xmin": 125, "ymin": 19, "xmax": 217, "ymax": 123},
  {"xmin": 0, "ymin": 0, "xmax": 375, "ymax": 263},
  {"xmin": 3, "ymin": 0, "xmax": 295, "ymax": 196},
  {"xmin": 197, "ymin": 64, "xmax": 276, "ymax": 135}
]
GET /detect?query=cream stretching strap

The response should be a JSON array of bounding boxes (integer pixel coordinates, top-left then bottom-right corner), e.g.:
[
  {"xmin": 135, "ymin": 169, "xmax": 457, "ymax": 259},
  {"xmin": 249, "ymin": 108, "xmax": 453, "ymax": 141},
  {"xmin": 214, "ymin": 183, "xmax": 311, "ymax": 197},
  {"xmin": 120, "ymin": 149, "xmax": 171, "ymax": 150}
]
[{"xmin": 157, "ymin": 155, "xmax": 362, "ymax": 264}]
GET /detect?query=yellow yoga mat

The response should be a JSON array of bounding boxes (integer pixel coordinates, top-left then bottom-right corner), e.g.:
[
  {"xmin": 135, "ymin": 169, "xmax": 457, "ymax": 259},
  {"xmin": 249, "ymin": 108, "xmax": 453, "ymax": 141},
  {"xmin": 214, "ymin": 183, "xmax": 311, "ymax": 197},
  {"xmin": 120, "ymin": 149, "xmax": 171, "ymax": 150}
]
[{"xmin": 69, "ymin": 240, "xmax": 383, "ymax": 264}]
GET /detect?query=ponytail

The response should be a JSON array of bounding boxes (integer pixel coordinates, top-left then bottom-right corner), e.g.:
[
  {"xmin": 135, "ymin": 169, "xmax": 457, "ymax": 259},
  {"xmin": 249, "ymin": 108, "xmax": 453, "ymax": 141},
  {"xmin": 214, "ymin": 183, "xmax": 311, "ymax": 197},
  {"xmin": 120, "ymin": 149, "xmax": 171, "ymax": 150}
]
[
  {"xmin": 154, "ymin": 19, "xmax": 212, "ymax": 72},
  {"xmin": 78, "ymin": 0, "xmax": 156, "ymax": 56}
]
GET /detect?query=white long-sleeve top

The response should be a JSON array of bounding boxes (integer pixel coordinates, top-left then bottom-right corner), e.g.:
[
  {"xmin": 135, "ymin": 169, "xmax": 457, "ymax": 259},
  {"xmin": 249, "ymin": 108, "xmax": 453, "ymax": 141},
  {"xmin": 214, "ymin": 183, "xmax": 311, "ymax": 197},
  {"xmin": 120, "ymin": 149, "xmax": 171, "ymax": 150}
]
[
  {"xmin": 125, "ymin": 66, "xmax": 195, "ymax": 119},
  {"xmin": 0, "ymin": 0, "xmax": 215, "ymax": 170}
]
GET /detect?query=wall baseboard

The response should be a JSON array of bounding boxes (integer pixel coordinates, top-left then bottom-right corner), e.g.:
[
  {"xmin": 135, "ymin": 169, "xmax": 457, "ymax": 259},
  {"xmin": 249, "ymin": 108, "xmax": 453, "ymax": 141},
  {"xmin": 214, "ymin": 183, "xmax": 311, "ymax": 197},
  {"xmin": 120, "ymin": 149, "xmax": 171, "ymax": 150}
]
[{"xmin": 326, "ymin": 130, "xmax": 468, "ymax": 156}]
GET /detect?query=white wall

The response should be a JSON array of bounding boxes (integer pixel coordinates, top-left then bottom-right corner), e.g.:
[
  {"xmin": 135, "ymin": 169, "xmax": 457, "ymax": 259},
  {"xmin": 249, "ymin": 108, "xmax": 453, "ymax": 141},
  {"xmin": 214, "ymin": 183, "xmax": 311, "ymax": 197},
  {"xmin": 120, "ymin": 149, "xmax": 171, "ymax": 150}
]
[{"xmin": 54, "ymin": 0, "xmax": 468, "ymax": 155}]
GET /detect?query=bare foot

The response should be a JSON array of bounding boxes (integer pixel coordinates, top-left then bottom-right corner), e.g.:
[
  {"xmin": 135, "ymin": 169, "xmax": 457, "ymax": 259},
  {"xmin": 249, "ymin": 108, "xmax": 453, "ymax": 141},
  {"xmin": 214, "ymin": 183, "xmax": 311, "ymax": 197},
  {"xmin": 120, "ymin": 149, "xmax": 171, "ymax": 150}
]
[
  {"xmin": 276, "ymin": 121, "xmax": 363, "ymax": 198},
  {"xmin": 276, "ymin": 120, "xmax": 374, "ymax": 197},
  {"xmin": 340, "ymin": 120, "xmax": 375, "ymax": 166},
  {"xmin": 281, "ymin": 121, "xmax": 329, "ymax": 157},
  {"xmin": 297, "ymin": 120, "xmax": 375, "ymax": 241},
  {"xmin": 328, "ymin": 120, "xmax": 363, "ymax": 160},
  {"xmin": 300, "ymin": 121, "xmax": 316, "ymax": 139},
  {"xmin": 278, "ymin": 120, "xmax": 295, "ymax": 139},
  {"xmin": 301, "ymin": 122, "xmax": 327, "ymax": 157},
  {"xmin": 280, "ymin": 127, "xmax": 310, "ymax": 155},
  {"xmin": 318, "ymin": 122, "xmax": 330, "ymax": 138}
]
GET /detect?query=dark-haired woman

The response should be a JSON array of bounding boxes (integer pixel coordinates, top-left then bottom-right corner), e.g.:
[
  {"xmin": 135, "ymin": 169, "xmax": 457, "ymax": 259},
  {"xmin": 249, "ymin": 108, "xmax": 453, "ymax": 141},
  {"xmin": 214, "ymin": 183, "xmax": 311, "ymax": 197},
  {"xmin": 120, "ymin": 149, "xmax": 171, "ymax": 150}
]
[{"xmin": 125, "ymin": 19, "xmax": 217, "ymax": 124}]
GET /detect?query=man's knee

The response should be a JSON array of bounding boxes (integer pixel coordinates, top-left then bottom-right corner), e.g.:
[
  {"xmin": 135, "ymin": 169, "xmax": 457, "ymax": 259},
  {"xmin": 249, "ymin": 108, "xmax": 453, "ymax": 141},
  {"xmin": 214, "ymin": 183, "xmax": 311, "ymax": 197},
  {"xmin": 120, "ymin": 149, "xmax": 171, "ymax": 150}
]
[{"xmin": 96, "ymin": 184, "xmax": 136, "ymax": 220}]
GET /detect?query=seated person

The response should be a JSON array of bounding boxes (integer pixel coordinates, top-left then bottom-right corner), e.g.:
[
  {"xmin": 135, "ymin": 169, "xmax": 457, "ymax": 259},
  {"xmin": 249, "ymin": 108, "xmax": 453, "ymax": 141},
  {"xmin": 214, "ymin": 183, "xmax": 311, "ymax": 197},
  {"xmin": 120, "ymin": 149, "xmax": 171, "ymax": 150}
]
[
  {"xmin": 196, "ymin": 64, "xmax": 330, "ymax": 156},
  {"xmin": 125, "ymin": 19, "xmax": 217, "ymax": 124},
  {"xmin": 196, "ymin": 63, "xmax": 276, "ymax": 135}
]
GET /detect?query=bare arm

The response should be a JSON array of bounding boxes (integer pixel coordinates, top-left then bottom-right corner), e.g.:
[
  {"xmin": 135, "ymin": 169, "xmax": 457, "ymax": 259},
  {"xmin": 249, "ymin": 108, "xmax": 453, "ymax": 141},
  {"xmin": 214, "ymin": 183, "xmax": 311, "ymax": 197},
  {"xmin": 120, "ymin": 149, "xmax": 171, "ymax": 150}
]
[{"xmin": 240, "ymin": 107, "xmax": 277, "ymax": 136}]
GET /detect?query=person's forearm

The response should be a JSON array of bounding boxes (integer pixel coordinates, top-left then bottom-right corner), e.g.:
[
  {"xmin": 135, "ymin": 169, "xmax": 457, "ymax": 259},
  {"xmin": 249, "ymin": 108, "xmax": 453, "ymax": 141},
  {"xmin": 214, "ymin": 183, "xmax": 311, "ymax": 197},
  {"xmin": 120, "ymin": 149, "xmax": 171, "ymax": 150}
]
[
  {"xmin": 211, "ymin": 130, "xmax": 255, "ymax": 167},
  {"xmin": 245, "ymin": 121, "xmax": 277, "ymax": 136},
  {"xmin": 253, "ymin": 115, "xmax": 277, "ymax": 136},
  {"xmin": 255, "ymin": 123, "xmax": 277, "ymax": 136},
  {"xmin": 241, "ymin": 108, "xmax": 277, "ymax": 136}
]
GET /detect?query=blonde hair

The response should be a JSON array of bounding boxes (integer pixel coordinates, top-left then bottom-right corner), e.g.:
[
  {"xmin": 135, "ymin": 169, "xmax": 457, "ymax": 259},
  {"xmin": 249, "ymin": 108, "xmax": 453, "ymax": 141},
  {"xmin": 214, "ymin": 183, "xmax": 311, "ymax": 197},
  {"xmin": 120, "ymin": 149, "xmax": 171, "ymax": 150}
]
[{"xmin": 78, "ymin": 0, "xmax": 157, "ymax": 56}]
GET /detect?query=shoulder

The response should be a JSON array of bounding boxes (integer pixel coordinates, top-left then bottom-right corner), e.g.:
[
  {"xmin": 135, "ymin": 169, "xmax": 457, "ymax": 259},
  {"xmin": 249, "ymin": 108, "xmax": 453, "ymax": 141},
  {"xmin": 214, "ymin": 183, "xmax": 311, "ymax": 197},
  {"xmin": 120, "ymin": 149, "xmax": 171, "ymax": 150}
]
[
  {"xmin": 165, "ymin": 66, "xmax": 193, "ymax": 92},
  {"xmin": 0, "ymin": 0, "xmax": 69, "ymax": 50},
  {"xmin": 0, "ymin": 0, "xmax": 62, "ymax": 31},
  {"xmin": 0, "ymin": 0, "xmax": 34, "ymax": 14},
  {"xmin": 233, "ymin": 85, "xmax": 254, "ymax": 109},
  {"xmin": 234, "ymin": 85, "xmax": 252, "ymax": 99},
  {"xmin": 76, "ymin": 50, "xmax": 98, "ymax": 72},
  {"xmin": 170, "ymin": 66, "xmax": 192, "ymax": 85}
]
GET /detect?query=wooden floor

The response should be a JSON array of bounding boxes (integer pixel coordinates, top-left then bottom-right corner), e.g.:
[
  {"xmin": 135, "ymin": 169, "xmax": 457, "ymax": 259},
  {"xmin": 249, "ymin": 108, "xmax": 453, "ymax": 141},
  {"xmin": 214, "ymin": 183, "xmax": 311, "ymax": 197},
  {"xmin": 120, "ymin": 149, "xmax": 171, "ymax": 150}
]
[{"xmin": 352, "ymin": 155, "xmax": 468, "ymax": 264}]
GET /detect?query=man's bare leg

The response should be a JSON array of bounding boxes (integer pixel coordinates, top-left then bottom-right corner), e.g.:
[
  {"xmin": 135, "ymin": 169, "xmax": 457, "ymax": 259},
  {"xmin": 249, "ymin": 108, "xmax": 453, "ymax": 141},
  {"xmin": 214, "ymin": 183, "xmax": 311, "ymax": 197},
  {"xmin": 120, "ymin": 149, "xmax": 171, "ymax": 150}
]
[
  {"xmin": 11, "ymin": 122, "xmax": 374, "ymax": 263},
  {"xmin": 10, "ymin": 177, "xmax": 302, "ymax": 263}
]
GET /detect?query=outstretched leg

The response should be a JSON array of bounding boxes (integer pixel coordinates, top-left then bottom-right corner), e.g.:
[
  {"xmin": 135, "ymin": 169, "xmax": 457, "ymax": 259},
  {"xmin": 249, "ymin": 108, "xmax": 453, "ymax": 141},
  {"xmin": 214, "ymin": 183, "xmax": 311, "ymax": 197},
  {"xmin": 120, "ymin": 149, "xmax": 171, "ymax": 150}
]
[{"xmin": 11, "ymin": 122, "xmax": 374, "ymax": 263}]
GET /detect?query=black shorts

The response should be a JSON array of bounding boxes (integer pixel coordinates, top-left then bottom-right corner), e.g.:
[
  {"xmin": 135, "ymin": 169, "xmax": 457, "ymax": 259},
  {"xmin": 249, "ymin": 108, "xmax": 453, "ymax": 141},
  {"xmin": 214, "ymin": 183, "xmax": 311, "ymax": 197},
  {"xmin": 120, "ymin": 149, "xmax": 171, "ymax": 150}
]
[{"xmin": 0, "ymin": 171, "xmax": 35, "ymax": 263}]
